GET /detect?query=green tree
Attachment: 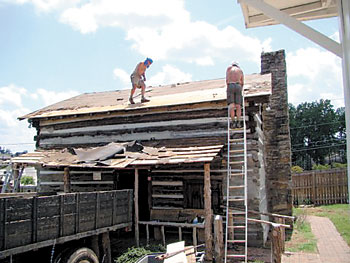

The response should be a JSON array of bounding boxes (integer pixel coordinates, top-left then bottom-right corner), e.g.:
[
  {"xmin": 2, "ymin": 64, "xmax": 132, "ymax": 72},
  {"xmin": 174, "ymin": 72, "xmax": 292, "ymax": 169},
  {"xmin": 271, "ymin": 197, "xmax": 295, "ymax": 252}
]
[{"xmin": 289, "ymin": 99, "xmax": 344, "ymax": 169}]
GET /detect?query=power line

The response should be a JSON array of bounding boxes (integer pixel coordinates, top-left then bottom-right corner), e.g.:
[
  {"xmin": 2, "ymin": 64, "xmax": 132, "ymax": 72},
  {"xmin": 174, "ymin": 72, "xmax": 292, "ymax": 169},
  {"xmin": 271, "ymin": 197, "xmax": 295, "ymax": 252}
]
[
  {"xmin": 292, "ymin": 138, "xmax": 345, "ymax": 147},
  {"xmin": 292, "ymin": 143, "xmax": 346, "ymax": 152},
  {"xmin": 290, "ymin": 120, "xmax": 345, "ymax": 130}
]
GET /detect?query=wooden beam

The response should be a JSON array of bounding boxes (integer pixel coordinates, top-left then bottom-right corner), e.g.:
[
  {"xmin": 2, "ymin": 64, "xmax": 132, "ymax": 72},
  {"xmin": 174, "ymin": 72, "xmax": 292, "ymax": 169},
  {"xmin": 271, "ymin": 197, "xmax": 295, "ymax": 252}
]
[
  {"xmin": 102, "ymin": 232, "xmax": 112, "ymax": 263},
  {"xmin": 214, "ymin": 215, "xmax": 223, "ymax": 263},
  {"xmin": 63, "ymin": 167, "xmax": 71, "ymax": 193},
  {"xmin": 134, "ymin": 168, "xmax": 139, "ymax": 247},
  {"xmin": 204, "ymin": 162, "xmax": 213, "ymax": 262}
]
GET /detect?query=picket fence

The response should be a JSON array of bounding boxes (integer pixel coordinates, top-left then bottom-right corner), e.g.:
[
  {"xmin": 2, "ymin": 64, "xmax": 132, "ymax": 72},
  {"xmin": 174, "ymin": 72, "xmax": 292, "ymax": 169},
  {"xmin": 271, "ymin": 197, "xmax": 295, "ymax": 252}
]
[{"xmin": 292, "ymin": 169, "xmax": 348, "ymax": 205}]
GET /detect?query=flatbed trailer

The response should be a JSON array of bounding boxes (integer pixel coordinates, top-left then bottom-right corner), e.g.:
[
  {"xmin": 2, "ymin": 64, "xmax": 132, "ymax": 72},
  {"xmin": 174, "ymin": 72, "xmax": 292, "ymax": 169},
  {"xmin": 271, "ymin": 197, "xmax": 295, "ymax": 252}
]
[{"xmin": 0, "ymin": 189, "xmax": 133, "ymax": 262}]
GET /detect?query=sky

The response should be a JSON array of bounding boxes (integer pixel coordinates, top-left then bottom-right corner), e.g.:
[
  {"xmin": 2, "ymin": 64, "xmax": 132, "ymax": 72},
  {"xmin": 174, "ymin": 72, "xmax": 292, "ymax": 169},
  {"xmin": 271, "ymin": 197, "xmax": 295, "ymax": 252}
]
[{"xmin": 0, "ymin": 0, "xmax": 344, "ymax": 153}]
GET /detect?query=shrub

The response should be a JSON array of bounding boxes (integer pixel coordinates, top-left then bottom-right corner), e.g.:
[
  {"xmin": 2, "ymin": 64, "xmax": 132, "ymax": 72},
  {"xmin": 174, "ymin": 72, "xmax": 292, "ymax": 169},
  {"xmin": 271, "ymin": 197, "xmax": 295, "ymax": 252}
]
[
  {"xmin": 291, "ymin": 165, "xmax": 304, "ymax": 173},
  {"xmin": 115, "ymin": 245, "xmax": 165, "ymax": 263},
  {"xmin": 332, "ymin": 162, "xmax": 347, "ymax": 169},
  {"xmin": 20, "ymin": 176, "xmax": 34, "ymax": 185},
  {"xmin": 312, "ymin": 164, "xmax": 331, "ymax": 170}
]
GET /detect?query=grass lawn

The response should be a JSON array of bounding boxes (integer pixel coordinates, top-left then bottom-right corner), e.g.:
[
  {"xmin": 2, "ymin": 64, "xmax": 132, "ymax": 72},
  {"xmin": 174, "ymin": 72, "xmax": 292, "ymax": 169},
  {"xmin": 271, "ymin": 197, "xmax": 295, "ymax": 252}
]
[
  {"xmin": 285, "ymin": 209, "xmax": 317, "ymax": 253},
  {"xmin": 302, "ymin": 204, "xmax": 350, "ymax": 246},
  {"xmin": 286, "ymin": 204, "xmax": 350, "ymax": 253}
]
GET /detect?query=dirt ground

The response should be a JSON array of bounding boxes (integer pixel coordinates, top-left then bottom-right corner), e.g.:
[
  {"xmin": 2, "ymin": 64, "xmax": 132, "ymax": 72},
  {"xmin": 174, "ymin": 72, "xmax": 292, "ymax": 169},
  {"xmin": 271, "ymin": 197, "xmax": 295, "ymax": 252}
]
[{"xmin": 110, "ymin": 232, "xmax": 272, "ymax": 262}]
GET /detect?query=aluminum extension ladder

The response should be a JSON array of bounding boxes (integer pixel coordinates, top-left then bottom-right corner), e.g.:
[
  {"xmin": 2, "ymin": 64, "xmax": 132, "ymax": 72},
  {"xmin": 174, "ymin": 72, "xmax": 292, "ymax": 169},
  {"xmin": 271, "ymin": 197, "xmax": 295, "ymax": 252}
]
[{"xmin": 224, "ymin": 98, "xmax": 248, "ymax": 263}]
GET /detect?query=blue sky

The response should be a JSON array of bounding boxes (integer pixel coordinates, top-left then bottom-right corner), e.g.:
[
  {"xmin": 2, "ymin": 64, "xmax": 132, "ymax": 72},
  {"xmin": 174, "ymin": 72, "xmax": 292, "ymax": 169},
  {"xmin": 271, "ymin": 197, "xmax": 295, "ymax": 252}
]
[{"xmin": 0, "ymin": 0, "xmax": 343, "ymax": 153}]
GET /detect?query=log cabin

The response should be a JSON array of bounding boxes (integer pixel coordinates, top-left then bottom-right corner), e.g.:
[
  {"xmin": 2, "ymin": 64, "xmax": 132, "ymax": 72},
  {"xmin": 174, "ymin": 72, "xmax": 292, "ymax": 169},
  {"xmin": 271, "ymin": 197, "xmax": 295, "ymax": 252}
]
[{"xmin": 13, "ymin": 50, "xmax": 292, "ymax": 252}]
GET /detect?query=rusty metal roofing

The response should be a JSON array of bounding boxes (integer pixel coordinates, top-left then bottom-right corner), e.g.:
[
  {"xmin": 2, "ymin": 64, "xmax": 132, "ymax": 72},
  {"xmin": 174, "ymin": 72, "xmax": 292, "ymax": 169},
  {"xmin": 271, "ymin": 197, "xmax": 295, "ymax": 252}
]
[
  {"xmin": 19, "ymin": 74, "xmax": 271, "ymax": 120},
  {"xmin": 10, "ymin": 143, "xmax": 223, "ymax": 168}
]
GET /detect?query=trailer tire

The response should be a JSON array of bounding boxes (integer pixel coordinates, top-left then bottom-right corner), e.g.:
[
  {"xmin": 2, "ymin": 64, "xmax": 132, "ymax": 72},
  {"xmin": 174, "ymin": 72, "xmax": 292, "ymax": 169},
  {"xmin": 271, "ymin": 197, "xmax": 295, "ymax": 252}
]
[{"xmin": 57, "ymin": 247, "xmax": 99, "ymax": 263}]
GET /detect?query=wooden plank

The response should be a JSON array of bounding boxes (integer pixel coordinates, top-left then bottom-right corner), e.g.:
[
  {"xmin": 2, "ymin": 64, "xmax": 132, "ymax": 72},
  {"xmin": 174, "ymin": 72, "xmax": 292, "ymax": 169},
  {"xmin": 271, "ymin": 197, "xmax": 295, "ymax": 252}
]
[
  {"xmin": 152, "ymin": 181, "xmax": 183, "ymax": 186},
  {"xmin": 192, "ymin": 227, "xmax": 197, "ymax": 248},
  {"xmin": 214, "ymin": 215, "xmax": 223, "ymax": 263},
  {"xmin": 134, "ymin": 168, "xmax": 139, "ymax": 247},
  {"xmin": 0, "ymin": 222, "xmax": 132, "ymax": 260},
  {"xmin": 102, "ymin": 232, "xmax": 112, "ymax": 263},
  {"xmin": 139, "ymin": 221, "xmax": 205, "ymax": 228},
  {"xmin": 32, "ymin": 197, "xmax": 38, "ymax": 243},
  {"xmin": 63, "ymin": 167, "xmax": 71, "ymax": 193},
  {"xmin": 204, "ymin": 162, "xmax": 213, "ymax": 261},
  {"xmin": 161, "ymin": 226, "xmax": 165, "ymax": 246}
]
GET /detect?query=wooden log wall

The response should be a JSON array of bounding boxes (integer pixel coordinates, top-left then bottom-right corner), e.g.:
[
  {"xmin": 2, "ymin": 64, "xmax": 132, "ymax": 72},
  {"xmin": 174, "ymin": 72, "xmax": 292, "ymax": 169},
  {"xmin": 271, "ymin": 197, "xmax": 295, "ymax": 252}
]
[
  {"xmin": 0, "ymin": 190, "xmax": 133, "ymax": 255},
  {"xmin": 37, "ymin": 168, "xmax": 115, "ymax": 193}
]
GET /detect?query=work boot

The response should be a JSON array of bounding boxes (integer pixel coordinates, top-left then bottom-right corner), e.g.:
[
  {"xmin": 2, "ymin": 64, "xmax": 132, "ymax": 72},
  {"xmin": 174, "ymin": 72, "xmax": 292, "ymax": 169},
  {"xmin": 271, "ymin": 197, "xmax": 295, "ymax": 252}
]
[
  {"xmin": 141, "ymin": 97, "xmax": 150, "ymax": 103},
  {"xmin": 237, "ymin": 121, "xmax": 242, "ymax": 128},
  {"xmin": 129, "ymin": 97, "xmax": 135, "ymax": 104}
]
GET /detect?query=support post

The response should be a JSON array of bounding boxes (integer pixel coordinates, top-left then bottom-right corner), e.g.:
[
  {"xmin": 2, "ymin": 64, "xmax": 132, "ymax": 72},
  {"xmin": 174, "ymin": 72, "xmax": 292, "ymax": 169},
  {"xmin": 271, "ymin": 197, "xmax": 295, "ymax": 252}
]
[
  {"xmin": 271, "ymin": 225, "xmax": 283, "ymax": 263},
  {"xmin": 102, "ymin": 232, "xmax": 112, "ymax": 263},
  {"xmin": 204, "ymin": 163, "xmax": 213, "ymax": 262},
  {"xmin": 12, "ymin": 164, "xmax": 19, "ymax": 192},
  {"xmin": 337, "ymin": 0, "xmax": 350, "ymax": 205},
  {"xmin": 134, "ymin": 168, "xmax": 139, "ymax": 247},
  {"xmin": 214, "ymin": 215, "xmax": 224, "ymax": 263},
  {"xmin": 63, "ymin": 167, "xmax": 71, "ymax": 193}
]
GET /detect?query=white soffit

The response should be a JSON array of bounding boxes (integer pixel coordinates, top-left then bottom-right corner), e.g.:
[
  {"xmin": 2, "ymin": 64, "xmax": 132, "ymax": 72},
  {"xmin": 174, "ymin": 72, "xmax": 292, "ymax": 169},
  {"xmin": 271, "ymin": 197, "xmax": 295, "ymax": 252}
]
[{"xmin": 240, "ymin": 0, "xmax": 338, "ymax": 28}]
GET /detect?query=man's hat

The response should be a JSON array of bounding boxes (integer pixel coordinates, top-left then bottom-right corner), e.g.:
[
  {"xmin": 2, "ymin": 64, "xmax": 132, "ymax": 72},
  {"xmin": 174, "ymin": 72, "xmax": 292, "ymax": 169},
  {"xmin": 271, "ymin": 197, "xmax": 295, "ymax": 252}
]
[
  {"xmin": 232, "ymin": 61, "xmax": 239, "ymax": 67},
  {"xmin": 144, "ymin": 58, "xmax": 153, "ymax": 67}
]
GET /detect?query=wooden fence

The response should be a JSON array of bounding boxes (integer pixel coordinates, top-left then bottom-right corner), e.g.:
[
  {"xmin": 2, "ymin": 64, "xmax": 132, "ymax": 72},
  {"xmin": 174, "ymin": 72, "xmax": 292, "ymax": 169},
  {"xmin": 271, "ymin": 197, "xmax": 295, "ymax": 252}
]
[{"xmin": 292, "ymin": 169, "xmax": 348, "ymax": 205}]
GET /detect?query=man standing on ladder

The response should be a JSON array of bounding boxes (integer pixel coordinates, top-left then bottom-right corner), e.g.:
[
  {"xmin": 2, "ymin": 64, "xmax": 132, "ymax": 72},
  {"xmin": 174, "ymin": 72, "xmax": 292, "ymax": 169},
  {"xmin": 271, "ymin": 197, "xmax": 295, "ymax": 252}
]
[
  {"xmin": 226, "ymin": 62, "xmax": 244, "ymax": 128},
  {"xmin": 129, "ymin": 58, "xmax": 153, "ymax": 104}
]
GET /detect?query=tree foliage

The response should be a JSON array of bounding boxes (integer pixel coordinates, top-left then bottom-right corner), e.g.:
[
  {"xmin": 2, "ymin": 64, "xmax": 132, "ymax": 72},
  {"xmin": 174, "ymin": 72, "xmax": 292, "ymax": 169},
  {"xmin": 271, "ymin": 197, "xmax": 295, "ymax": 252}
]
[{"xmin": 289, "ymin": 99, "xmax": 346, "ymax": 170}]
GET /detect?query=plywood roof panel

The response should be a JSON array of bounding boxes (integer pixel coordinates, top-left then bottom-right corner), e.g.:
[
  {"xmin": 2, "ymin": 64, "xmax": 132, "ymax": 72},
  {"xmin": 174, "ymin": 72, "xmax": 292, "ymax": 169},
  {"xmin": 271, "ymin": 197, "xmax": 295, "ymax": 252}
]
[{"xmin": 19, "ymin": 74, "xmax": 271, "ymax": 120}]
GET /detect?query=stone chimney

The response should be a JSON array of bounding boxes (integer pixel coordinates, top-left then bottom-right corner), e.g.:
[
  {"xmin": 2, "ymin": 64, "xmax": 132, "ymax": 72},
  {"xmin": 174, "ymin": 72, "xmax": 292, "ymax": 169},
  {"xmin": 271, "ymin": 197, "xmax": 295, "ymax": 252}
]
[{"xmin": 261, "ymin": 50, "xmax": 292, "ymax": 216}]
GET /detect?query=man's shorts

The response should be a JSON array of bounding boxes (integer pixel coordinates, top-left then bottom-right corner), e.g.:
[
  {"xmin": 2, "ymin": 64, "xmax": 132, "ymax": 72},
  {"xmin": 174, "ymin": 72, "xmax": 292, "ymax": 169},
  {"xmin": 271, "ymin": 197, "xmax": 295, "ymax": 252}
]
[
  {"xmin": 130, "ymin": 74, "xmax": 144, "ymax": 88},
  {"xmin": 227, "ymin": 83, "xmax": 242, "ymax": 105}
]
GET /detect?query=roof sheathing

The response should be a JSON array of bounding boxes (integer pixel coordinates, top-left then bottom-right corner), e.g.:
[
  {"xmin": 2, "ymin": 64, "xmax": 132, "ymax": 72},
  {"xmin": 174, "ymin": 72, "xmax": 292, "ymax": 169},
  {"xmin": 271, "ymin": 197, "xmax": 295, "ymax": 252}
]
[{"xmin": 19, "ymin": 74, "xmax": 271, "ymax": 120}]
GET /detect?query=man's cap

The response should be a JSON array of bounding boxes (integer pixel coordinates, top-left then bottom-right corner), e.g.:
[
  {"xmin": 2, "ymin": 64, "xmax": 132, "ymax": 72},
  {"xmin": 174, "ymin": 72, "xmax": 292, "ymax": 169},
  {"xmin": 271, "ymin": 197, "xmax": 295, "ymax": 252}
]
[
  {"xmin": 232, "ymin": 61, "xmax": 239, "ymax": 67},
  {"xmin": 144, "ymin": 58, "xmax": 153, "ymax": 67}
]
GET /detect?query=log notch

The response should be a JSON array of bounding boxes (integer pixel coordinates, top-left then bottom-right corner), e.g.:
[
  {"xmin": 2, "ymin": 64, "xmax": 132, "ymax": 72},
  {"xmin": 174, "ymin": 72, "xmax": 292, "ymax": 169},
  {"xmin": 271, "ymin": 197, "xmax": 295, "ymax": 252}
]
[
  {"xmin": 63, "ymin": 167, "xmax": 71, "ymax": 193},
  {"xmin": 204, "ymin": 163, "xmax": 213, "ymax": 262},
  {"xmin": 134, "ymin": 168, "xmax": 139, "ymax": 247}
]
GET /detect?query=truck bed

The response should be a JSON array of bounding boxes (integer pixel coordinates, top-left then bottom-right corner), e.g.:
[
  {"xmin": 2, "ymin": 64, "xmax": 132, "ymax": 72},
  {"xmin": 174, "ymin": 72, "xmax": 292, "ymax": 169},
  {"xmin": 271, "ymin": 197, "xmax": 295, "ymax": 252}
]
[{"xmin": 0, "ymin": 189, "xmax": 133, "ymax": 259}]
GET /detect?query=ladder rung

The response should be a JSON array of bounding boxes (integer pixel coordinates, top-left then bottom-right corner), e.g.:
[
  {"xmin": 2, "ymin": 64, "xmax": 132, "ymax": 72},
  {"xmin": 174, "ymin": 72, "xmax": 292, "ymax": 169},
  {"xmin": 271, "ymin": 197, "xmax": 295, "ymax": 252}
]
[
  {"xmin": 227, "ymin": 225, "xmax": 246, "ymax": 229},
  {"xmin": 230, "ymin": 138, "xmax": 244, "ymax": 142},
  {"xmin": 226, "ymin": 254, "xmax": 246, "ymax": 258},
  {"xmin": 230, "ymin": 173, "xmax": 243, "ymax": 176},
  {"xmin": 229, "ymin": 185, "xmax": 244, "ymax": 189},
  {"xmin": 228, "ymin": 198, "xmax": 244, "ymax": 202},
  {"xmin": 230, "ymin": 149, "xmax": 244, "ymax": 153},
  {"xmin": 229, "ymin": 161, "xmax": 244, "ymax": 165},
  {"xmin": 227, "ymin": 240, "xmax": 246, "ymax": 243}
]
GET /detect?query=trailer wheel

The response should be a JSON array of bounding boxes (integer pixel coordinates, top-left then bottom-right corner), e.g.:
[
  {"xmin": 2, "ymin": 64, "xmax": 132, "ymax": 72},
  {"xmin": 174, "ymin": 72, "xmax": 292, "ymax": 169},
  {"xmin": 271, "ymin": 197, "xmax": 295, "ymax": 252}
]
[{"xmin": 57, "ymin": 247, "xmax": 99, "ymax": 263}]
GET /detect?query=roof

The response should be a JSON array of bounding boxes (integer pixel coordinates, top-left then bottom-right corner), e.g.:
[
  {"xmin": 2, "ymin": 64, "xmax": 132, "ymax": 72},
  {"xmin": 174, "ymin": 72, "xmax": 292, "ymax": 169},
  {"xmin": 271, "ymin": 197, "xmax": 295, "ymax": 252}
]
[
  {"xmin": 240, "ymin": 0, "xmax": 337, "ymax": 28},
  {"xmin": 19, "ymin": 74, "xmax": 271, "ymax": 120},
  {"xmin": 10, "ymin": 142, "xmax": 224, "ymax": 169}
]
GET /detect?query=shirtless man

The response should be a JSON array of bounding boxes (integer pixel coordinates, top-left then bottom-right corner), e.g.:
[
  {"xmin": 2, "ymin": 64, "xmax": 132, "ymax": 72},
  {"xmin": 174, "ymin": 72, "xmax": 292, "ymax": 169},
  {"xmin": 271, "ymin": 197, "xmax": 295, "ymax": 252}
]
[
  {"xmin": 129, "ymin": 58, "xmax": 153, "ymax": 104},
  {"xmin": 226, "ymin": 62, "xmax": 244, "ymax": 128}
]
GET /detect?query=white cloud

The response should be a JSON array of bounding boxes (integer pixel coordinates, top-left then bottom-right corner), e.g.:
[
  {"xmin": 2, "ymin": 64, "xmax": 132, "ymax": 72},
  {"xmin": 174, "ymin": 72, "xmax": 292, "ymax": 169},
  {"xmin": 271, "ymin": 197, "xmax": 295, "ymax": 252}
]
[
  {"xmin": 36, "ymin": 88, "xmax": 79, "ymax": 106},
  {"xmin": 0, "ymin": 84, "xmax": 80, "ymax": 153},
  {"xmin": 14, "ymin": 0, "xmax": 270, "ymax": 67},
  {"xmin": 0, "ymin": 84, "xmax": 27, "ymax": 107},
  {"xmin": 287, "ymin": 47, "xmax": 343, "ymax": 108},
  {"xmin": 148, "ymin": 64, "xmax": 192, "ymax": 86},
  {"xmin": 113, "ymin": 68, "xmax": 130, "ymax": 89}
]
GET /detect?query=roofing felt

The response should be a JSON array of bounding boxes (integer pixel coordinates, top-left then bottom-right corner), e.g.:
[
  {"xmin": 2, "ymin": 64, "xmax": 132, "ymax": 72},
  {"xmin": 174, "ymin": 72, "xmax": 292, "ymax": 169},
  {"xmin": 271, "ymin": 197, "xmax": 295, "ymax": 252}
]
[
  {"xmin": 10, "ymin": 142, "xmax": 224, "ymax": 168},
  {"xmin": 19, "ymin": 74, "xmax": 271, "ymax": 120}
]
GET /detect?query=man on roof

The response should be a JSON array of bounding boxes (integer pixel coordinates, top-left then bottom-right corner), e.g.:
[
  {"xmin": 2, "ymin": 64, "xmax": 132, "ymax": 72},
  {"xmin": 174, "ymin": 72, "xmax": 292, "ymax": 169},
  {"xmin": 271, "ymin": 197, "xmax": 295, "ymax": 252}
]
[
  {"xmin": 129, "ymin": 58, "xmax": 153, "ymax": 104},
  {"xmin": 226, "ymin": 62, "xmax": 244, "ymax": 128}
]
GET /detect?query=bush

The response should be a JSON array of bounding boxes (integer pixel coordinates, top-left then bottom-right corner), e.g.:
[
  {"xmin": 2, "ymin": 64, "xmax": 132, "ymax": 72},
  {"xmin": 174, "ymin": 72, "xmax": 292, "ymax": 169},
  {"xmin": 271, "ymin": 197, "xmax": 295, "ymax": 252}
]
[
  {"xmin": 115, "ymin": 245, "xmax": 165, "ymax": 263},
  {"xmin": 312, "ymin": 164, "xmax": 331, "ymax": 170},
  {"xmin": 20, "ymin": 176, "xmax": 34, "ymax": 185},
  {"xmin": 291, "ymin": 165, "xmax": 304, "ymax": 173},
  {"xmin": 332, "ymin": 162, "xmax": 347, "ymax": 169}
]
